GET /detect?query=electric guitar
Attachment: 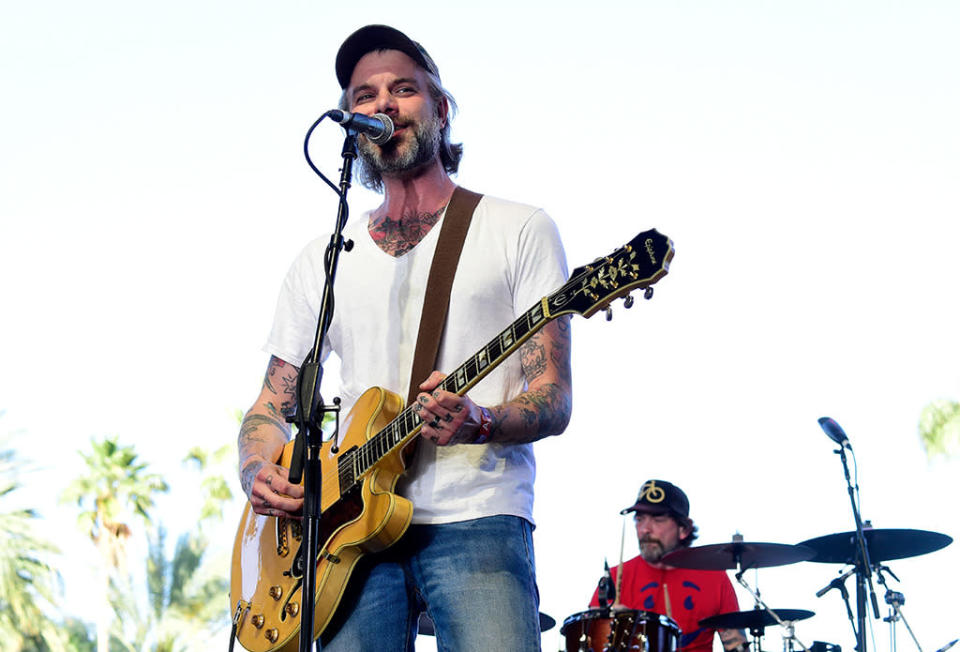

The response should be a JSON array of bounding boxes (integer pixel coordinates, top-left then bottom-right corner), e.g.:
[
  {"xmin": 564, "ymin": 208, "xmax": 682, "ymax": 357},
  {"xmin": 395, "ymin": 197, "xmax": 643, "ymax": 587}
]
[{"xmin": 229, "ymin": 229, "xmax": 675, "ymax": 651}]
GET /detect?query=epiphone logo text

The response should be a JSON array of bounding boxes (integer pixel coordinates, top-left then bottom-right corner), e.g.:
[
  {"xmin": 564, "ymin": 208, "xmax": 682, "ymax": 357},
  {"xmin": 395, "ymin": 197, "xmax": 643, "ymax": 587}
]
[{"xmin": 644, "ymin": 238, "xmax": 658, "ymax": 265}]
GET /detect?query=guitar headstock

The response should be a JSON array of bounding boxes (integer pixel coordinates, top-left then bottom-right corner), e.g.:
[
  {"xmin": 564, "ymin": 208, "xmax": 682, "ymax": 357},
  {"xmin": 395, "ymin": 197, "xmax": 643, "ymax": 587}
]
[{"xmin": 547, "ymin": 229, "xmax": 674, "ymax": 319}]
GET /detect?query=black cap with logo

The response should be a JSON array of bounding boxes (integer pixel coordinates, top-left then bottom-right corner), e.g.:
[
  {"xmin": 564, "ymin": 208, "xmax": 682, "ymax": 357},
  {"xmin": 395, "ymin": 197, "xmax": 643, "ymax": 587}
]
[{"xmin": 620, "ymin": 479, "xmax": 690, "ymax": 519}]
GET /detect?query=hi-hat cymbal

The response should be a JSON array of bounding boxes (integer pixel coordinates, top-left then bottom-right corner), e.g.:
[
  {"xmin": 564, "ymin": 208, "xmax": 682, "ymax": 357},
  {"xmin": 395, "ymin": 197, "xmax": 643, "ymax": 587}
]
[
  {"xmin": 661, "ymin": 541, "xmax": 815, "ymax": 570},
  {"xmin": 699, "ymin": 608, "xmax": 815, "ymax": 631},
  {"xmin": 416, "ymin": 611, "xmax": 556, "ymax": 636},
  {"xmin": 799, "ymin": 528, "xmax": 952, "ymax": 564}
]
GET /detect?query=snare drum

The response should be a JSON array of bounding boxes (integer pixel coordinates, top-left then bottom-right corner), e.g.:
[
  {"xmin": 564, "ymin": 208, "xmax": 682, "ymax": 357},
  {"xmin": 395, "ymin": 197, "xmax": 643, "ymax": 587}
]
[{"xmin": 560, "ymin": 608, "xmax": 681, "ymax": 652}]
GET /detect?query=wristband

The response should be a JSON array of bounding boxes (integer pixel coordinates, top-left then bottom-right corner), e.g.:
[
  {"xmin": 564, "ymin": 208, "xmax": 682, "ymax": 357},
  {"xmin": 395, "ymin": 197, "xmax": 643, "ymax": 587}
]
[{"xmin": 475, "ymin": 406, "xmax": 493, "ymax": 444}]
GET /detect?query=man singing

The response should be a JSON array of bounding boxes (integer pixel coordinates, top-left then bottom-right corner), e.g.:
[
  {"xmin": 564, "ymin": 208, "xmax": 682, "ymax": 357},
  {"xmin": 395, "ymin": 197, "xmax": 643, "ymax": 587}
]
[{"xmin": 238, "ymin": 24, "xmax": 572, "ymax": 650}]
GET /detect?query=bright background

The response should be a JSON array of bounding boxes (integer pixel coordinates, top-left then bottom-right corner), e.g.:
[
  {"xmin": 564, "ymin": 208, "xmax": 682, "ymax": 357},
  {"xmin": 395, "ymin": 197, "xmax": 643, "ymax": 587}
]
[{"xmin": 2, "ymin": 1, "xmax": 958, "ymax": 651}]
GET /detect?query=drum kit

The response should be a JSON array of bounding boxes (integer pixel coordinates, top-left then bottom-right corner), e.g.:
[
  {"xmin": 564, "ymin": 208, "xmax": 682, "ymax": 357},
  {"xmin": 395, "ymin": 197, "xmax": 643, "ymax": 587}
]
[
  {"xmin": 553, "ymin": 529, "xmax": 952, "ymax": 652},
  {"xmin": 552, "ymin": 420, "xmax": 955, "ymax": 652}
]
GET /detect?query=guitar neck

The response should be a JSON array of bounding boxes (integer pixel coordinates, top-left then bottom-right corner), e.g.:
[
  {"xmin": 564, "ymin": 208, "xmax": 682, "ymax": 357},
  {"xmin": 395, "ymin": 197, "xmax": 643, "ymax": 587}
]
[
  {"xmin": 338, "ymin": 297, "xmax": 556, "ymax": 488},
  {"xmin": 336, "ymin": 227, "xmax": 674, "ymax": 494}
]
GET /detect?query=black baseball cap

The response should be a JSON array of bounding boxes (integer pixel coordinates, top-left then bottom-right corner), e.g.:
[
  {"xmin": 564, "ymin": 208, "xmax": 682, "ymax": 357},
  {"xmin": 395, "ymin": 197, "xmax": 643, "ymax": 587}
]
[
  {"xmin": 620, "ymin": 479, "xmax": 690, "ymax": 519},
  {"xmin": 335, "ymin": 24, "xmax": 440, "ymax": 89}
]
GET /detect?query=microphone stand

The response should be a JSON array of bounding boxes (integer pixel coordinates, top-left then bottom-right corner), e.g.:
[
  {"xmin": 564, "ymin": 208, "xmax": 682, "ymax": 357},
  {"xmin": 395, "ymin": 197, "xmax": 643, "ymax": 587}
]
[
  {"xmin": 834, "ymin": 444, "xmax": 880, "ymax": 652},
  {"xmin": 288, "ymin": 126, "xmax": 359, "ymax": 652},
  {"xmin": 815, "ymin": 567, "xmax": 858, "ymax": 643}
]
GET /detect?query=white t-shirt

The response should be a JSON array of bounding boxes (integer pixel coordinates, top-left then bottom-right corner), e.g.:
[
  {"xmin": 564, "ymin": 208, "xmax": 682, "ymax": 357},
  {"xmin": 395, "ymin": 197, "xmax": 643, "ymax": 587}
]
[{"xmin": 265, "ymin": 194, "xmax": 567, "ymax": 525}]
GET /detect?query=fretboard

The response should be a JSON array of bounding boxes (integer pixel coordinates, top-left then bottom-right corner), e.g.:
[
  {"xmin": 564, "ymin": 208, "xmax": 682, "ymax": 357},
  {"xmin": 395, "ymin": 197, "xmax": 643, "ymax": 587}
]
[{"xmin": 336, "ymin": 297, "xmax": 553, "ymax": 491}]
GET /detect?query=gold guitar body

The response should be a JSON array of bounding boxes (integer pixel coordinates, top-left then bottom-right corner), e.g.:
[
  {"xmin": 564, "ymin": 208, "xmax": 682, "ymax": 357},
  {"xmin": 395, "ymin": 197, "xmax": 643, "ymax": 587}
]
[{"xmin": 230, "ymin": 386, "xmax": 412, "ymax": 652}]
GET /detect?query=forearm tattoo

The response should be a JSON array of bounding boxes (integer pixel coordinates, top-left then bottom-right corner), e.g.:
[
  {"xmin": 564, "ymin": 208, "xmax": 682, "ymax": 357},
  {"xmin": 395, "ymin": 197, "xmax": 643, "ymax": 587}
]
[
  {"xmin": 493, "ymin": 318, "xmax": 572, "ymax": 442},
  {"xmin": 519, "ymin": 339, "xmax": 548, "ymax": 380},
  {"xmin": 517, "ymin": 383, "xmax": 572, "ymax": 435},
  {"xmin": 238, "ymin": 356, "xmax": 298, "ymax": 494},
  {"xmin": 240, "ymin": 459, "xmax": 263, "ymax": 496},
  {"xmin": 239, "ymin": 414, "xmax": 289, "ymax": 443}
]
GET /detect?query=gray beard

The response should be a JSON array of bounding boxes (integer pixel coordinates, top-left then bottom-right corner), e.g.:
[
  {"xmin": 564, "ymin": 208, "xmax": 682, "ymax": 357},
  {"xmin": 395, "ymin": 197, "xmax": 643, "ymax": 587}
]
[
  {"xmin": 357, "ymin": 113, "xmax": 442, "ymax": 183},
  {"xmin": 640, "ymin": 539, "xmax": 672, "ymax": 564}
]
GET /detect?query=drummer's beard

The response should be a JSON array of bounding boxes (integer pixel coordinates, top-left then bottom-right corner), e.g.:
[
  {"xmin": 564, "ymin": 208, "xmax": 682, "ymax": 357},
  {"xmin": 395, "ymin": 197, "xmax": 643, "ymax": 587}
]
[{"xmin": 639, "ymin": 538, "xmax": 670, "ymax": 563}]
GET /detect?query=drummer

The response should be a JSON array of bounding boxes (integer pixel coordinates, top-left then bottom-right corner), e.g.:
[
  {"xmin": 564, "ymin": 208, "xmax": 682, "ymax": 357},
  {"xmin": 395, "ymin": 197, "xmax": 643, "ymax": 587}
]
[{"xmin": 589, "ymin": 479, "xmax": 748, "ymax": 652}]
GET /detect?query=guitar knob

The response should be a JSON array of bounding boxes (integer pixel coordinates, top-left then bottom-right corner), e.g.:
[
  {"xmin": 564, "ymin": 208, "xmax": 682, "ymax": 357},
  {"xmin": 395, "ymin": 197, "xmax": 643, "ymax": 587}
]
[
  {"xmin": 265, "ymin": 628, "xmax": 279, "ymax": 643},
  {"xmin": 251, "ymin": 614, "xmax": 265, "ymax": 629},
  {"xmin": 286, "ymin": 602, "xmax": 300, "ymax": 617},
  {"xmin": 269, "ymin": 586, "xmax": 283, "ymax": 600}
]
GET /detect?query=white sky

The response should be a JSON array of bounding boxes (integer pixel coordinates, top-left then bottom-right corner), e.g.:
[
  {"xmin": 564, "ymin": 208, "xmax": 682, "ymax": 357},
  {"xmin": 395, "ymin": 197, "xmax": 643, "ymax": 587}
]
[{"xmin": 2, "ymin": 2, "xmax": 959, "ymax": 651}]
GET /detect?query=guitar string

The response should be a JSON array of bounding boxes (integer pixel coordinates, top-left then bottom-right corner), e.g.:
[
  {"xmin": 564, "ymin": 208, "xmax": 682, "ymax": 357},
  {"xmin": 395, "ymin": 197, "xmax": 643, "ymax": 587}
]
[{"xmin": 313, "ymin": 239, "xmax": 661, "ymax": 496}]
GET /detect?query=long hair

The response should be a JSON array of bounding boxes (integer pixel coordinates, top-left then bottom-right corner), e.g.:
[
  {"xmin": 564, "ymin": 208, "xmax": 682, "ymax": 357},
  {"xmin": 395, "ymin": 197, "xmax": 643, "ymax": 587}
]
[
  {"xmin": 677, "ymin": 516, "xmax": 699, "ymax": 548},
  {"xmin": 338, "ymin": 61, "xmax": 463, "ymax": 192}
]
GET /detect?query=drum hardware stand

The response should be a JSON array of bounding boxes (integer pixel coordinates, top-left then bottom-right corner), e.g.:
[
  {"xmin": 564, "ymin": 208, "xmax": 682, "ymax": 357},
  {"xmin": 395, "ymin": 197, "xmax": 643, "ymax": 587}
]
[
  {"xmin": 732, "ymin": 552, "xmax": 811, "ymax": 652},
  {"xmin": 875, "ymin": 564, "xmax": 923, "ymax": 652}
]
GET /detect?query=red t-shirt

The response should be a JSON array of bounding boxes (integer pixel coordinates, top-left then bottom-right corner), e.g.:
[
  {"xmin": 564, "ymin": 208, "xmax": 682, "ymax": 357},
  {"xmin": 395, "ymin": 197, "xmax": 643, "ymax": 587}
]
[{"xmin": 589, "ymin": 556, "xmax": 740, "ymax": 652}]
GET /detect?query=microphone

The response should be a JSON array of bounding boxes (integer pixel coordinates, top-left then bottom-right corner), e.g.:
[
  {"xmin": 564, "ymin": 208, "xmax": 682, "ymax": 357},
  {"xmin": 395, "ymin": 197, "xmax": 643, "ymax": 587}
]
[
  {"xmin": 815, "ymin": 566, "xmax": 855, "ymax": 598},
  {"xmin": 325, "ymin": 110, "xmax": 394, "ymax": 145},
  {"xmin": 936, "ymin": 640, "xmax": 958, "ymax": 652},
  {"xmin": 818, "ymin": 416, "xmax": 851, "ymax": 449},
  {"xmin": 598, "ymin": 560, "xmax": 615, "ymax": 608}
]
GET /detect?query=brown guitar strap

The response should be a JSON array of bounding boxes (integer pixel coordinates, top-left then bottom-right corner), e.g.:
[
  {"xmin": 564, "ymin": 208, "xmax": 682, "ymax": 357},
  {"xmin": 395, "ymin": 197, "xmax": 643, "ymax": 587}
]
[{"xmin": 405, "ymin": 186, "xmax": 483, "ymax": 406}]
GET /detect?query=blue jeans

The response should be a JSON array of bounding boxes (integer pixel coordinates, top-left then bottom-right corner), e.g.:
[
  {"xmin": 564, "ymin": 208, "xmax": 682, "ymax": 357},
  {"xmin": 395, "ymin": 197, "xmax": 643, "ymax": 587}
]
[{"xmin": 319, "ymin": 515, "xmax": 541, "ymax": 651}]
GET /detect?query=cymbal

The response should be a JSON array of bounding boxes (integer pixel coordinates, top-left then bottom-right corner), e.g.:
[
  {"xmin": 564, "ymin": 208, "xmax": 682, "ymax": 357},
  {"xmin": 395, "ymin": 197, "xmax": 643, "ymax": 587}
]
[
  {"xmin": 799, "ymin": 528, "xmax": 953, "ymax": 564},
  {"xmin": 417, "ymin": 611, "xmax": 556, "ymax": 636},
  {"xmin": 661, "ymin": 541, "xmax": 815, "ymax": 570},
  {"xmin": 699, "ymin": 608, "xmax": 815, "ymax": 631}
]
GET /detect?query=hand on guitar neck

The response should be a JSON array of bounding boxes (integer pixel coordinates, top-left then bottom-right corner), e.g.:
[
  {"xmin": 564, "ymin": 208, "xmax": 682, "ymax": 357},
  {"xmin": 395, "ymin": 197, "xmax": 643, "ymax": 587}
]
[
  {"xmin": 415, "ymin": 370, "xmax": 490, "ymax": 446},
  {"xmin": 415, "ymin": 314, "xmax": 571, "ymax": 447}
]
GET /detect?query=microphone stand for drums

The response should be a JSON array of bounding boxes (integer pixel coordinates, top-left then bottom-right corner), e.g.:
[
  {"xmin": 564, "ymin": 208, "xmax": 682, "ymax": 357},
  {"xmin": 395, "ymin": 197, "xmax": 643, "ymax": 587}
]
[
  {"xmin": 834, "ymin": 439, "xmax": 879, "ymax": 652},
  {"xmin": 803, "ymin": 419, "xmax": 952, "ymax": 652}
]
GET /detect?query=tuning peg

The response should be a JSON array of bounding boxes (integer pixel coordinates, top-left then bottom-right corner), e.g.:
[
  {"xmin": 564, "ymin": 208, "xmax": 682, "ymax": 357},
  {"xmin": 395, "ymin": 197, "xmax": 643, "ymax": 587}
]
[
  {"xmin": 623, "ymin": 295, "xmax": 634, "ymax": 309},
  {"xmin": 644, "ymin": 287, "xmax": 654, "ymax": 300},
  {"xmin": 605, "ymin": 307, "xmax": 613, "ymax": 321}
]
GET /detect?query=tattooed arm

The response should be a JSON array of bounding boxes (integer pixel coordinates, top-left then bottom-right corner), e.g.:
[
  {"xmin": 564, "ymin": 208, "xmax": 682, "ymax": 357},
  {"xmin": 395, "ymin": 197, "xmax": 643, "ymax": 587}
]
[
  {"xmin": 416, "ymin": 316, "xmax": 573, "ymax": 446},
  {"xmin": 238, "ymin": 355, "xmax": 305, "ymax": 517}
]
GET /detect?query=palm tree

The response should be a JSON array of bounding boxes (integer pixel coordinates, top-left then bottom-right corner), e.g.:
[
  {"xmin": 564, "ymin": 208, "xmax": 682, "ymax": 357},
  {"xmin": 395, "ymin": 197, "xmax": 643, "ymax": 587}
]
[
  {"xmin": 919, "ymin": 398, "xmax": 960, "ymax": 459},
  {"xmin": 108, "ymin": 444, "xmax": 234, "ymax": 651},
  {"xmin": 110, "ymin": 526, "xmax": 230, "ymax": 652},
  {"xmin": 61, "ymin": 437, "xmax": 169, "ymax": 652},
  {"xmin": 0, "ymin": 440, "xmax": 68, "ymax": 651}
]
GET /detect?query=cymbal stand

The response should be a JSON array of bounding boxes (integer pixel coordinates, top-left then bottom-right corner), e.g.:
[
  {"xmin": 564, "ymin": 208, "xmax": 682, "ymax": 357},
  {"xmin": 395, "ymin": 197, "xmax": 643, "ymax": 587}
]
[
  {"xmin": 733, "ymin": 562, "xmax": 811, "ymax": 652},
  {"xmin": 876, "ymin": 564, "xmax": 923, "ymax": 652}
]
